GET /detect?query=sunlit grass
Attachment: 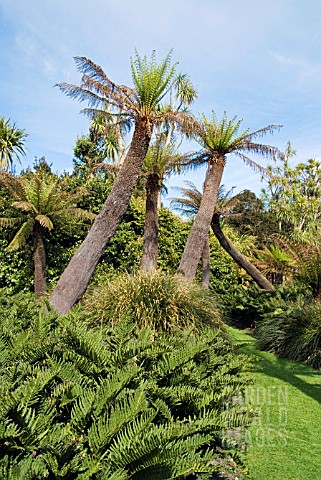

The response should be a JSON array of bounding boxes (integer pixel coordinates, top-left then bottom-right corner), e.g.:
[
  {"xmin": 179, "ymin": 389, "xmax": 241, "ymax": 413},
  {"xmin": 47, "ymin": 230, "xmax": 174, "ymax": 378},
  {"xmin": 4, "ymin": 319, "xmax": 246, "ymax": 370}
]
[{"xmin": 229, "ymin": 327, "xmax": 321, "ymax": 480}]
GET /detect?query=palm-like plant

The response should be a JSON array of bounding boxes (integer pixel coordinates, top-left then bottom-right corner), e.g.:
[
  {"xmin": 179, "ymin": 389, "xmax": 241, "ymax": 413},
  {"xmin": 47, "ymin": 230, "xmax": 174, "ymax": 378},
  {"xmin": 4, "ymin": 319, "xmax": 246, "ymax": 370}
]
[
  {"xmin": 0, "ymin": 172, "xmax": 94, "ymax": 299},
  {"xmin": 89, "ymin": 107, "xmax": 131, "ymax": 171},
  {"xmin": 51, "ymin": 51, "xmax": 192, "ymax": 313},
  {"xmin": 140, "ymin": 72, "xmax": 197, "ymax": 272},
  {"xmin": 178, "ymin": 112, "xmax": 282, "ymax": 281},
  {"xmin": 171, "ymin": 182, "xmax": 273, "ymax": 290},
  {"xmin": 140, "ymin": 137, "xmax": 197, "ymax": 271},
  {"xmin": 0, "ymin": 117, "xmax": 28, "ymax": 170},
  {"xmin": 141, "ymin": 136, "xmax": 177, "ymax": 271},
  {"xmin": 255, "ymin": 244, "xmax": 297, "ymax": 286},
  {"xmin": 171, "ymin": 181, "xmax": 211, "ymax": 288}
]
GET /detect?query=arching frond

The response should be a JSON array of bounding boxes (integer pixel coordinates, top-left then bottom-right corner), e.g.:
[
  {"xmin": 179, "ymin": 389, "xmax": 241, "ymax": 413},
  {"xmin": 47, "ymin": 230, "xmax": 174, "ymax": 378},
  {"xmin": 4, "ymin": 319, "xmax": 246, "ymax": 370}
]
[
  {"xmin": 35, "ymin": 214, "xmax": 53, "ymax": 230},
  {"xmin": 6, "ymin": 219, "xmax": 34, "ymax": 251},
  {"xmin": 130, "ymin": 50, "xmax": 177, "ymax": 116},
  {"xmin": 0, "ymin": 172, "xmax": 27, "ymax": 201},
  {"xmin": 171, "ymin": 181, "xmax": 241, "ymax": 220},
  {"xmin": 162, "ymin": 111, "xmax": 201, "ymax": 139},
  {"xmin": 0, "ymin": 217, "xmax": 21, "ymax": 228},
  {"xmin": 74, "ymin": 56, "xmax": 118, "ymax": 88},
  {"xmin": 241, "ymin": 124, "xmax": 283, "ymax": 141},
  {"xmin": 170, "ymin": 181, "xmax": 202, "ymax": 217},
  {"xmin": 233, "ymin": 152, "xmax": 270, "ymax": 175},
  {"xmin": 62, "ymin": 208, "xmax": 96, "ymax": 222},
  {"xmin": 12, "ymin": 201, "xmax": 38, "ymax": 213}
]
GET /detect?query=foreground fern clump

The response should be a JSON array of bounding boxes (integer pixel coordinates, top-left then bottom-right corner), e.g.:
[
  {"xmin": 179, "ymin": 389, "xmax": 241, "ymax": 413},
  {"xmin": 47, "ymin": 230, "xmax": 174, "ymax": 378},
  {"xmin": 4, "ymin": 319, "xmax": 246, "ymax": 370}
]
[
  {"xmin": 84, "ymin": 270, "xmax": 222, "ymax": 331},
  {"xmin": 255, "ymin": 296, "xmax": 321, "ymax": 369},
  {"xmin": 0, "ymin": 296, "xmax": 252, "ymax": 479}
]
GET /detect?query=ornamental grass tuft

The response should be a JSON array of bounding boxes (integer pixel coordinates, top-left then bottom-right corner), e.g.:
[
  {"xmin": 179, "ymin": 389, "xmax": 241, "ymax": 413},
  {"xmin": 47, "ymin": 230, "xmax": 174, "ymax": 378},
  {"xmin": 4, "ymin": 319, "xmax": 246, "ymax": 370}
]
[
  {"xmin": 255, "ymin": 297, "xmax": 321, "ymax": 369},
  {"xmin": 84, "ymin": 270, "xmax": 222, "ymax": 332}
]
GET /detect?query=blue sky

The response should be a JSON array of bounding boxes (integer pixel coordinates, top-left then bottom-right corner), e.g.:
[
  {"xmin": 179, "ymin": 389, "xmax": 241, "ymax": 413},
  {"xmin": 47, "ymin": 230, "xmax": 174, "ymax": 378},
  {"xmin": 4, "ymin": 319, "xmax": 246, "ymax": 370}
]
[{"xmin": 1, "ymin": 0, "xmax": 321, "ymax": 202}]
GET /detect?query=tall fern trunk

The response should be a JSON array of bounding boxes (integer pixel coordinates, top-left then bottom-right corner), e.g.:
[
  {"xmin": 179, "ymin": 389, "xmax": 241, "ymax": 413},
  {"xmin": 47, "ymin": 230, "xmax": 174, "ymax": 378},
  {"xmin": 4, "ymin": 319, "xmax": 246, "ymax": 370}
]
[
  {"xmin": 201, "ymin": 235, "xmax": 210, "ymax": 289},
  {"xmin": 50, "ymin": 119, "xmax": 153, "ymax": 314},
  {"xmin": 178, "ymin": 156, "xmax": 225, "ymax": 281},
  {"xmin": 141, "ymin": 174, "xmax": 161, "ymax": 271},
  {"xmin": 33, "ymin": 224, "xmax": 47, "ymax": 300},
  {"xmin": 211, "ymin": 213, "xmax": 274, "ymax": 291}
]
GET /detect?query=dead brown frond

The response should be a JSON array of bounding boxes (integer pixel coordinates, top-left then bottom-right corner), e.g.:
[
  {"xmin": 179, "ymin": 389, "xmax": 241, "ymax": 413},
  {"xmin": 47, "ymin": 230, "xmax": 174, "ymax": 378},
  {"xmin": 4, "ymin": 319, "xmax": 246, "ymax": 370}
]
[
  {"xmin": 242, "ymin": 124, "xmax": 283, "ymax": 141},
  {"xmin": 233, "ymin": 152, "xmax": 270, "ymax": 175}
]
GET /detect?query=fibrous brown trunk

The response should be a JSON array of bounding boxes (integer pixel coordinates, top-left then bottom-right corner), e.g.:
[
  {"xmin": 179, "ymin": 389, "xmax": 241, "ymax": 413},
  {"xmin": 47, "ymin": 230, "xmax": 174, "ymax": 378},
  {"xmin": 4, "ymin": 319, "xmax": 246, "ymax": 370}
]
[
  {"xmin": 50, "ymin": 119, "xmax": 153, "ymax": 314},
  {"xmin": 141, "ymin": 174, "xmax": 161, "ymax": 271},
  {"xmin": 201, "ymin": 235, "xmax": 210, "ymax": 289},
  {"xmin": 211, "ymin": 213, "xmax": 274, "ymax": 291},
  {"xmin": 178, "ymin": 155, "xmax": 225, "ymax": 281},
  {"xmin": 33, "ymin": 224, "xmax": 47, "ymax": 300}
]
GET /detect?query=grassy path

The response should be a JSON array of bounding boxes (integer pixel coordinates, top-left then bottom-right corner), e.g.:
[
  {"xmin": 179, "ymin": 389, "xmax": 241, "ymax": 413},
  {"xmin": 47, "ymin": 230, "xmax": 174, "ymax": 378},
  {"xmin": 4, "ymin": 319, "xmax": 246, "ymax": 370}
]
[{"xmin": 229, "ymin": 328, "xmax": 321, "ymax": 480}]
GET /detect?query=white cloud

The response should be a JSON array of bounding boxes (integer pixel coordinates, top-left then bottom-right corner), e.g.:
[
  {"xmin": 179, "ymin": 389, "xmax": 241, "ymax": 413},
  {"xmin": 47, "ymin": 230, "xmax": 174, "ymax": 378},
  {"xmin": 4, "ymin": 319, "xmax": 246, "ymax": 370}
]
[{"xmin": 272, "ymin": 52, "xmax": 321, "ymax": 79}]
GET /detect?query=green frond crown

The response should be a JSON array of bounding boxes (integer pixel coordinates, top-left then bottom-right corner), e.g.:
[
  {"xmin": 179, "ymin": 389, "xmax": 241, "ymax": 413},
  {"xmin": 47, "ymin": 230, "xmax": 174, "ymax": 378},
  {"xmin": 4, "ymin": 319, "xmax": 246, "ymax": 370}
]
[
  {"xmin": 1, "ymin": 171, "xmax": 94, "ymax": 252},
  {"xmin": 130, "ymin": 50, "xmax": 177, "ymax": 117}
]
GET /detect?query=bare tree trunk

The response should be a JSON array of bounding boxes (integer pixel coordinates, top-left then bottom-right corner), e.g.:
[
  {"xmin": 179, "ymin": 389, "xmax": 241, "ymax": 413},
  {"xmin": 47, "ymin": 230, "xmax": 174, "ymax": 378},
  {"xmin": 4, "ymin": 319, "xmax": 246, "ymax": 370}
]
[
  {"xmin": 141, "ymin": 174, "xmax": 161, "ymax": 271},
  {"xmin": 201, "ymin": 235, "xmax": 210, "ymax": 289},
  {"xmin": 211, "ymin": 213, "xmax": 274, "ymax": 291},
  {"xmin": 50, "ymin": 119, "xmax": 153, "ymax": 314},
  {"xmin": 33, "ymin": 224, "xmax": 47, "ymax": 300},
  {"xmin": 178, "ymin": 156, "xmax": 225, "ymax": 281}
]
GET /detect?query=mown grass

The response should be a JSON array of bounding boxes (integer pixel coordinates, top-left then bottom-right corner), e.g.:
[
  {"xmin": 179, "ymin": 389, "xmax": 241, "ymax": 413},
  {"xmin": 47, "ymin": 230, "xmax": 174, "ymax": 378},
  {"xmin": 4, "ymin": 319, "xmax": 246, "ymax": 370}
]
[{"xmin": 229, "ymin": 327, "xmax": 321, "ymax": 480}]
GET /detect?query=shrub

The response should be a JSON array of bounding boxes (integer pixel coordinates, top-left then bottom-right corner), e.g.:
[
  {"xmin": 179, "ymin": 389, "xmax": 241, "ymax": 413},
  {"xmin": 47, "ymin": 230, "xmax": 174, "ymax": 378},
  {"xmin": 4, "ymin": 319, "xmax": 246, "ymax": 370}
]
[
  {"xmin": 255, "ymin": 297, "xmax": 321, "ymax": 369},
  {"xmin": 84, "ymin": 270, "xmax": 222, "ymax": 332},
  {"xmin": 218, "ymin": 283, "xmax": 311, "ymax": 329},
  {"xmin": 0, "ymin": 302, "xmax": 252, "ymax": 479},
  {"xmin": 0, "ymin": 289, "xmax": 39, "ymax": 332}
]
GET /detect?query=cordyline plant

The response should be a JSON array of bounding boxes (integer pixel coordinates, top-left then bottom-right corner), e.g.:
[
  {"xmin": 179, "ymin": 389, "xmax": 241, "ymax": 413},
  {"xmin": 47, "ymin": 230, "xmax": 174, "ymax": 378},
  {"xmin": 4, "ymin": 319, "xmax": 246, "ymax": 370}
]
[
  {"xmin": 0, "ymin": 116, "xmax": 28, "ymax": 171},
  {"xmin": 50, "ymin": 50, "xmax": 193, "ymax": 314}
]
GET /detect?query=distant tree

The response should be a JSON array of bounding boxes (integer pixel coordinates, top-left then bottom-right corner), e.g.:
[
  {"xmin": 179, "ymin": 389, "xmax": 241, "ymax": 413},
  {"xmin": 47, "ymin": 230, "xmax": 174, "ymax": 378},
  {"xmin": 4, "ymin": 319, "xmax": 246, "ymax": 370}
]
[
  {"xmin": 225, "ymin": 189, "xmax": 279, "ymax": 247},
  {"xmin": 178, "ymin": 112, "xmax": 281, "ymax": 282},
  {"xmin": 264, "ymin": 156, "xmax": 321, "ymax": 242},
  {"xmin": 0, "ymin": 117, "xmax": 28, "ymax": 170},
  {"xmin": 0, "ymin": 171, "xmax": 94, "ymax": 300},
  {"xmin": 73, "ymin": 135, "xmax": 106, "ymax": 178},
  {"xmin": 51, "ymin": 51, "xmax": 192, "ymax": 314}
]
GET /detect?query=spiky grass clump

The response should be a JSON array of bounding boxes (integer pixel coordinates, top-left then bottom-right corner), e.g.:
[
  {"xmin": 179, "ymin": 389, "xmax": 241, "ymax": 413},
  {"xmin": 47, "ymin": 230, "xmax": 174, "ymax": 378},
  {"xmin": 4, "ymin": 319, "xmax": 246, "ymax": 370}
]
[
  {"xmin": 255, "ymin": 298, "xmax": 321, "ymax": 369},
  {"xmin": 84, "ymin": 270, "xmax": 222, "ymax": 331}
]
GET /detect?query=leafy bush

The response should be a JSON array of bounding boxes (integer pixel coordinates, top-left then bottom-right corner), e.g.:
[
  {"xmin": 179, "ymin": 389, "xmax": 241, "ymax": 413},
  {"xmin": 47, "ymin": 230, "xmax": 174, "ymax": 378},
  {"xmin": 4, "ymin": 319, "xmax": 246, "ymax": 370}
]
[
  {"xmin": 254, "ymin": 297, "xmax": 321, "ymax": 369},
  {"xmin": 0, "ymin": 289, "xmax": 39, "ymax": 331},
  {"xmin": 84, "ymin": 270, "xmax": 222, "ymax": 332},
  {"xmin": 0, "ymin": 301, "xmax": 252, "ymax": 479},
  {"xmin": 218, "ymin": 283, "xmax": 311, "ymax": 329}
]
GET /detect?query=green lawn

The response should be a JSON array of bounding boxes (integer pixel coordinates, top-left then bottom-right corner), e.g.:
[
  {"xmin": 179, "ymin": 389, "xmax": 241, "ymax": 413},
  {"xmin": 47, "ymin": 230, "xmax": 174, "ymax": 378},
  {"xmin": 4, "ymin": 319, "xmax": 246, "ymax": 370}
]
[{"xmin": 229, "ymin": 327, "xmax": 321, "ymax": 480}]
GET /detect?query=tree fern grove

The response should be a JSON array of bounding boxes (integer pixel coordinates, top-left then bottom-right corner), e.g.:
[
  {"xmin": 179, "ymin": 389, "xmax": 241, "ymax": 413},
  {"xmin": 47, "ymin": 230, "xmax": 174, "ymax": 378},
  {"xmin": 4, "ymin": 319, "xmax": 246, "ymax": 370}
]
[
  {"xmin": 4, "ymin": 48, "xmax": 320, "ymax": 480},
  {"xmin": 50, "ymin": 51, "xmax": 193, "ymax": 314}
]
